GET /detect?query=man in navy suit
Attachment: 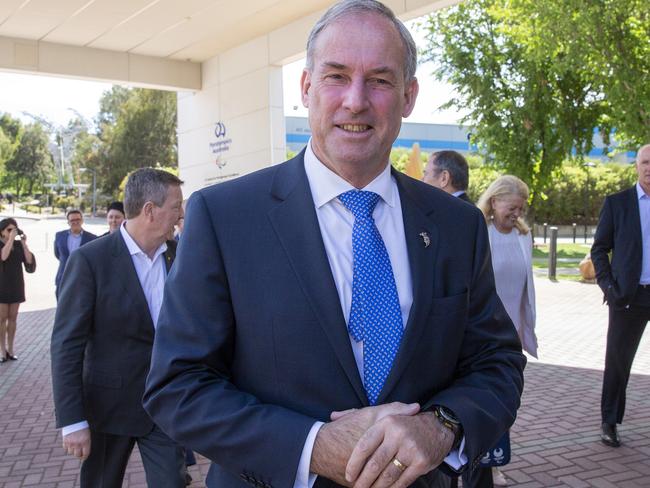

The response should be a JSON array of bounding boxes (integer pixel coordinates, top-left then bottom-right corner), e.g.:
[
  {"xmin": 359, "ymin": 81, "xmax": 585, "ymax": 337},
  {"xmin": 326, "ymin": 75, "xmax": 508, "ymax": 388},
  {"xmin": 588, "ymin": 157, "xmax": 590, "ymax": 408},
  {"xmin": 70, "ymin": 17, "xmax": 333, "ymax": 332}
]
[
  {"xmin": 54, "ymin": 209, "xmax": 97, "ymax": 298},
  {"xmin": 592, "ymin": 143, "xmax": 650, "ymax": 448},
  {"xmin": 144, "ymin": 2, "xmax": 525, "ymax": 487},
  {"xmin": 425, "ymin": 153, "xmax": 498, "ymax": 488},
  {"xmin": 423, "ymin": 151, "xmax": 472, "ymax": 204},
  {"xmin": 51, "ymin": 169, "xmax": 186, "ymax": 487}
]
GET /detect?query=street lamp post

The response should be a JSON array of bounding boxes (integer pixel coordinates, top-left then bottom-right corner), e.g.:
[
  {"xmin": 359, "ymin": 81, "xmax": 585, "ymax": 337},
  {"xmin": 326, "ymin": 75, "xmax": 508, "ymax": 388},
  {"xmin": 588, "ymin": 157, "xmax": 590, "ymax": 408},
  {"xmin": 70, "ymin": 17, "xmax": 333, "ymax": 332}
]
[{"xmin": 80, "ymin": 168, "xmax": 96, "ymax": 217}]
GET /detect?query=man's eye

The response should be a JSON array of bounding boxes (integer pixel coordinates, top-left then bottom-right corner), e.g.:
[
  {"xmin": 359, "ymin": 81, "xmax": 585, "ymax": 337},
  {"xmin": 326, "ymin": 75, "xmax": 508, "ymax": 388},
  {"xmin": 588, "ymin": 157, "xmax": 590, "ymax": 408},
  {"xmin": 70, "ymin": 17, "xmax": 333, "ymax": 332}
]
[{"xmin": 371, "ymin": 78, "xmax": 391, "ymax": 86}]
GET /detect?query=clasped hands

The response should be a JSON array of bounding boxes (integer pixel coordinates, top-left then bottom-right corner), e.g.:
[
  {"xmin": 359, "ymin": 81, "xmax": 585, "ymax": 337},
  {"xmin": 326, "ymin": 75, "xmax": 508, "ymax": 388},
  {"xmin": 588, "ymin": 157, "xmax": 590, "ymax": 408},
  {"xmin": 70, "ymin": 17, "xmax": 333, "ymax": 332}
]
[{"xmin": 311, "ymin": 402, "xmax": 455, "ymax": 488}]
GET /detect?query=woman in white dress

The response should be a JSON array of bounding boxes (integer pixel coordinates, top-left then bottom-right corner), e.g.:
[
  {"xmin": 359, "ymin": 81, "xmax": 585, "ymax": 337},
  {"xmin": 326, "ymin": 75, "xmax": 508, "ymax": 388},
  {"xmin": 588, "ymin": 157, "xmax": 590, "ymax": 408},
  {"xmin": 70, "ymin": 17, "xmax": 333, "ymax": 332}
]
[
  {"xmin": 476, "ymin": 175, "xmax": 538, "ymax": 486},
  {"xmin": 478, "ymin": 175, "xmax": 538, "ymax": 358}
]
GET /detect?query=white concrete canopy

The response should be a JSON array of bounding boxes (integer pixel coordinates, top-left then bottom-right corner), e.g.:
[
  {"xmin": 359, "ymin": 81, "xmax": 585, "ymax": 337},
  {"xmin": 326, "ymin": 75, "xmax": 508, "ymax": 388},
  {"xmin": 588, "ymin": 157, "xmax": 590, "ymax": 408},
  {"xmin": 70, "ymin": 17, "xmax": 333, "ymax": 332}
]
[{"xmin": 0, "ymin": 0, "xmax": 460, "ymax": 192}]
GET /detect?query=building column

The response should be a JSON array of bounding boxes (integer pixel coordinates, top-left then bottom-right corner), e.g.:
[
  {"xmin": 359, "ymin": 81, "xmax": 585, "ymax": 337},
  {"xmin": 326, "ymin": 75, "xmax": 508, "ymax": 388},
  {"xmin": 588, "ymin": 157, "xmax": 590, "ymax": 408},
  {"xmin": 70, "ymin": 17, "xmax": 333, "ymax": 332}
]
[{"xmin": 177, "ymin": 35, "xmax": 287, "ymax": 195}]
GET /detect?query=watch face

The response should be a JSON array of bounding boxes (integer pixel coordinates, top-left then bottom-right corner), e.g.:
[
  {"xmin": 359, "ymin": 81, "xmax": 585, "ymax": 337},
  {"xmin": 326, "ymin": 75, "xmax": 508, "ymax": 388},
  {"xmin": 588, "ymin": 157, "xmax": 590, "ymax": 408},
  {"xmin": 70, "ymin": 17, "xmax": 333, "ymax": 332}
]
[{"xmin": 438, "ymin": 406, "xmax": 460, "ymax": 425}]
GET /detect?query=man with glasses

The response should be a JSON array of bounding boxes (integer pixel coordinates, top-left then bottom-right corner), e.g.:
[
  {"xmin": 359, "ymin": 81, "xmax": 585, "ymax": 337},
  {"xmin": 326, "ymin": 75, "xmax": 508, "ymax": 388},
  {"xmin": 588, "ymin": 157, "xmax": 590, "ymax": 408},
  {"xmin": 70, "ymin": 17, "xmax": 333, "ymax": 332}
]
[{"xmin": 54, "ymin": 210, "xmax": 97, "ymax": 298}]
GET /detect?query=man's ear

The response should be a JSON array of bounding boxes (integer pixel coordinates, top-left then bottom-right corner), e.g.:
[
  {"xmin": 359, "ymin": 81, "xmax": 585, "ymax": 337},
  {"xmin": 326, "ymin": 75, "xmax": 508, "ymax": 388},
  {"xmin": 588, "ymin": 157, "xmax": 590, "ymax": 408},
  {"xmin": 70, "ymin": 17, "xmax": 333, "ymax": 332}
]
[
  {"xmin": 142, "ymin": 201, "xmax": 155, "ymax": 221},
  {"xmin": 401, "ymin": 77, "xmax": 419, "ymax": 118},
  {"xmin": 440, "ymin": 170, "xmax": 451, "ymax": 189},
  {"xmin": 300, "ymin": 69, "xmax": 311, "ymax": 108}
]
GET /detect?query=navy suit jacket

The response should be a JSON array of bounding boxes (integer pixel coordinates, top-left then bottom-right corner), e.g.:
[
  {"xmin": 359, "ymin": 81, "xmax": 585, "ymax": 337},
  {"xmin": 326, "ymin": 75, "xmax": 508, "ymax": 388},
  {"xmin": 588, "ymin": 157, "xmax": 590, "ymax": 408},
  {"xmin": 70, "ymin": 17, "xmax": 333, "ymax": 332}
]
[
  {"xmin": 591, "ymin": 186, "xmax": 643, "ymax": 308},
  {"xmin": 54, "ymin": 229, "xmax": 97, "ymax": 290},
  {"xmin": 51, "ymin": 230, "xmax": 176, "ymax": 436},
  {"xmin": 144, "ymin": 152, "xmax": 525, "ymax": 488}
]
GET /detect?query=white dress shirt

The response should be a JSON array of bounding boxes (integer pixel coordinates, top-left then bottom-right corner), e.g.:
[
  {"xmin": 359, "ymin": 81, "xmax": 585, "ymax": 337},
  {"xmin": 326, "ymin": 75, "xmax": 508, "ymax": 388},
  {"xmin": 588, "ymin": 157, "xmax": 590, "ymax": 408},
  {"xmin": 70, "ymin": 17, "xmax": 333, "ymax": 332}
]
[
  {"xmin": 62, "ymin": 223, "xmax": 168, "ymax": 437},
  {"xmin": 119, "ymin": 222, "xmax": 168, "ymax": 328},
  {"xmin": 293, "ymin": 141, "xmax": 465, "ymax": 488},
  {"xmin": 66, "ymin": 231, "xmax": 82, "ymax": 254},
  {"xmin": 636, "ymin": 183, "xmax": 650, "ymax": 284}
]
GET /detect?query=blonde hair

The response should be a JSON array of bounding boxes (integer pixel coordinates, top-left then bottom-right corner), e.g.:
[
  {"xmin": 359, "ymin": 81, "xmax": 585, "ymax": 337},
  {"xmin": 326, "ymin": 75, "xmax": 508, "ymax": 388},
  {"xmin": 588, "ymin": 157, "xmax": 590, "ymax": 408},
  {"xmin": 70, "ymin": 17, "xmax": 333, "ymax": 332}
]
[{"xmin": 477, "ymin": 175, "xmax": 530, "ymax": 234}]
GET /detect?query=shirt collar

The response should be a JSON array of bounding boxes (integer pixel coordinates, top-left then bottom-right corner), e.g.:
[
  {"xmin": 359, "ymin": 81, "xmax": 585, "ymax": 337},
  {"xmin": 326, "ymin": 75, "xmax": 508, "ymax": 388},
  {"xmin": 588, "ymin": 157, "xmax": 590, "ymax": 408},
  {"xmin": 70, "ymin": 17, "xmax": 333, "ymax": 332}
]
[
  {"xmin": 119, "ymin": 222, "xmax": 167, "ymax": 260},
  {"xmin": 303, "ymin": 139, "xmax": 397, "ymax": 209},
  {"xmin": 637, "ymin": 182, "xmax": 650, "ymax": 200}
]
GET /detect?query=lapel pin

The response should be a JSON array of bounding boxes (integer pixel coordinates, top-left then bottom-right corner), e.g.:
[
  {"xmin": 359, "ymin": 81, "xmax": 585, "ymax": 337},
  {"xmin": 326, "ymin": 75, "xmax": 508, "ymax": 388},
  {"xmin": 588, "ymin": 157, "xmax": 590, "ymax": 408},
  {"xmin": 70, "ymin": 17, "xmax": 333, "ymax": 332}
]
[{"xmin": 419, "ymin": 232, "xmax": 430, "ymax": 248}]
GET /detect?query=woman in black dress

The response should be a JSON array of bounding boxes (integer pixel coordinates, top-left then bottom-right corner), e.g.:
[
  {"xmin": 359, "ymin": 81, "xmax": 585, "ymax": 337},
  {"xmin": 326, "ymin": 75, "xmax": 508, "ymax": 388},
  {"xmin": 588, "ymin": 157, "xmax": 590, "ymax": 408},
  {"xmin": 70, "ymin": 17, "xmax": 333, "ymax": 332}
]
[{"xmin": 0, "ymin": 218, "xmax": 35, "ymax": 363}]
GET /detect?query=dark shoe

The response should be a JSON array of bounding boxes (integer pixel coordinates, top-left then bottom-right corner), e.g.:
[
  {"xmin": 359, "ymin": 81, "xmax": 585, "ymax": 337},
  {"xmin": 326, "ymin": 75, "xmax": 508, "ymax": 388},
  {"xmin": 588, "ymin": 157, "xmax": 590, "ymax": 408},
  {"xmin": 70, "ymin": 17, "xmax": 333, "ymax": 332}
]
[
  {"xmin": 7, "ymin": 353, "xmax": 17, "ymax": 360},
  {"xmin": 0, "ymin": 355, "xmax": 6, "ymax": 364},
  {"xmin": 601, "ymin": 423, "xmax": 620, "ymax": 447}
]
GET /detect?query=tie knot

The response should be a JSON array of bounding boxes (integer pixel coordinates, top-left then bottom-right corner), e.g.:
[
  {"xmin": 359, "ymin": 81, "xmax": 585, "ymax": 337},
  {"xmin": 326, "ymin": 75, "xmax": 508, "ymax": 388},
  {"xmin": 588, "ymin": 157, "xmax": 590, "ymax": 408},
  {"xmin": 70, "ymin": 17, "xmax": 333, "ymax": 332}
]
[{"xmin": 339, "ymin": 190, "xmax": 381, "ymax": 219}]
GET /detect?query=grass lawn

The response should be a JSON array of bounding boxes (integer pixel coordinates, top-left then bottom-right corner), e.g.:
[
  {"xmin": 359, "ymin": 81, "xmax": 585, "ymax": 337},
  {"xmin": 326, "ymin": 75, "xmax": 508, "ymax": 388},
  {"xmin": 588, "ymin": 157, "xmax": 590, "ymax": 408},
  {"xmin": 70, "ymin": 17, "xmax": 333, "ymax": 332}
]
[{"xmin": 533, "ymin": 243, "xmax": 591, "ymax": 260}]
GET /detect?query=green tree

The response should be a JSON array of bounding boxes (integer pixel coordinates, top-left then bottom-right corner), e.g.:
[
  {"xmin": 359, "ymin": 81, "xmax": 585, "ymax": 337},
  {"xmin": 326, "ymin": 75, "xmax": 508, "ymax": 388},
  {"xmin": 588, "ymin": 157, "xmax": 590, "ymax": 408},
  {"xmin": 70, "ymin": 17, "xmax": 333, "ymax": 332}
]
[
  {"xmin": 97, "ymin": 86, "xmax": 132, "ymax": 128},
  {"xmin": 0, "ymin": 114, "xmax": 23, "ymax": 185},
  {"xmin": 0, "ymin": 113, "xmax": 23, "ymax": 142},
  {"xmin": 549, "ymin": 0, "xmax": 650, "ymax": 148},
  {"xmin": 95, "ymin": 88, "xmax": 178, "ymax": 193},
  {"xmin": 0, "ymin": 128, "xmax": 13, "ymax": 180},
  {"xmin": 5, "ymin": 123, "xmax": 53, "ymax": 196},
  {"xmin": 423, "ymin": 0, "xmax": 649, "ymax": 210}
]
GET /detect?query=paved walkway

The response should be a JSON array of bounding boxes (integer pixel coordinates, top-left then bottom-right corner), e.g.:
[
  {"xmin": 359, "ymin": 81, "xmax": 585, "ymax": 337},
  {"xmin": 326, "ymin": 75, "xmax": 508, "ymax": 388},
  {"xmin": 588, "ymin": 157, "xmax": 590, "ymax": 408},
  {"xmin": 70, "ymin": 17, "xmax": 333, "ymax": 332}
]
[{"xmin": 1, "ymin": 278, "xmax": 649, "ymax": 487}]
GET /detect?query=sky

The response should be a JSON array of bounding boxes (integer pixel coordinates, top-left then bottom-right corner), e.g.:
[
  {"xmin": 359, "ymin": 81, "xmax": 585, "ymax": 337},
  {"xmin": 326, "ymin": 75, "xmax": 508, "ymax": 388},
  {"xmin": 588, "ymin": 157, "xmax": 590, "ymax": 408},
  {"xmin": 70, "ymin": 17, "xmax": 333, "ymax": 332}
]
[
  {"xmin": 0, "ymin": 72, "xmax": 112, "ymax": 128},
  {"xmin": 0, "ymin": 19, "xmax": 464, "ymax": 130}
]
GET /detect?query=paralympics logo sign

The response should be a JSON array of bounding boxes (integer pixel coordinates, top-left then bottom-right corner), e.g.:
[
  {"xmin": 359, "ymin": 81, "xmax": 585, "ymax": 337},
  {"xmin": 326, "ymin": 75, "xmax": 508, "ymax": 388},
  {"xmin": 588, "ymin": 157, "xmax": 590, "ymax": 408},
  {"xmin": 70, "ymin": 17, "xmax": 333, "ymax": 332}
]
[
  {"xmin": 209, "ymin": 121, "xmax": 232, "ymax": 169},
  {"xmin": 214, "ymin": 121, "xmax": 226, "ymax": 138}
]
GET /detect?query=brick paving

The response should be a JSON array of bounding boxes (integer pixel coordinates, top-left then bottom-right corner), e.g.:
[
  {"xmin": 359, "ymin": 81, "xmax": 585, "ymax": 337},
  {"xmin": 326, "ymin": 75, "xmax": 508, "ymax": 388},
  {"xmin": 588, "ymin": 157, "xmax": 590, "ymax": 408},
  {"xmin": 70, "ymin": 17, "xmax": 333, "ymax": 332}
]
[{"xmin": 1, "ymin": 278, "xmax": 649, "ymax": 487}]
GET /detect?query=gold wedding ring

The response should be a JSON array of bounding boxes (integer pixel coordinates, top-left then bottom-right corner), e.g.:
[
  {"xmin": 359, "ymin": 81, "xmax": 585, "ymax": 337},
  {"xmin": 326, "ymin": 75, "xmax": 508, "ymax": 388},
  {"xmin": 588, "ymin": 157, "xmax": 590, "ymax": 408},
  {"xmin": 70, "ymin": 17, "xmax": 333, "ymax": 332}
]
[{"xmin": 392, "ymin": 457, "xmax": 407, "ymax": 472}]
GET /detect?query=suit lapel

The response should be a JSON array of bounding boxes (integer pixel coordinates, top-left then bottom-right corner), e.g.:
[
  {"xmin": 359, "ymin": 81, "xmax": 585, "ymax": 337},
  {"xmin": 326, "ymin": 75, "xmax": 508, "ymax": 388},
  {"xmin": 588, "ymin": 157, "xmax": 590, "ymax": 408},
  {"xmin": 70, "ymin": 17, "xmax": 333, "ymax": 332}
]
[
  {"xmin": 629, "ymin": 186, "xmax": 643, "ymax": 241},
  {"xmin": 110, "ymin": 232, "xmax": 155, "ymax": 331},
  {"xmin": 163, "ymin": 240, "xmax": 176, "ymax": 273},
  {"xmin": 378, "ymin": 172, "xmax": 439, "ymax": 403},
  {"xmin": 61, "ymin": 232, "xmax": 70, "ymax": 259},
  {"xmin": 268, "ymin": 154, "xmax": 368, "ymax": 405}
]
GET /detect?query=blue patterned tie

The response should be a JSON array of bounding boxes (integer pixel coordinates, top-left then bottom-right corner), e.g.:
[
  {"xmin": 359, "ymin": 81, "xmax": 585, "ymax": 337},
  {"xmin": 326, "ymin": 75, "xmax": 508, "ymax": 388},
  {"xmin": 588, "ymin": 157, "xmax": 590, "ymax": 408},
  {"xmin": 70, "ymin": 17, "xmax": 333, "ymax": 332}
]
[{"xmin": 339, "ymin": 190, "xmax": 404, "ymax": 405}]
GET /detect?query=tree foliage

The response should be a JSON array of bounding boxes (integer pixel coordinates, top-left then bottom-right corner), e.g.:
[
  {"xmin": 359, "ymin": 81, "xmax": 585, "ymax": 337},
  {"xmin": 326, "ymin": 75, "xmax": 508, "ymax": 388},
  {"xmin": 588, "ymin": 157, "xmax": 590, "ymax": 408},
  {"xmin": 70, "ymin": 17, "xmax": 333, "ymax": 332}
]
[
  {"xmin": 5, "ymin": 123, "xmax": 53, "ymax": 196},
  {"xmin": 423, "ymin": 0, "xmax": 649, "ymax": 208},
  {"xmin": 94, "ymin": 87, "xmax": 178, "ymax": 193},
  {"xmin": 570, "ymin": 0, "xmax": 650, "ymax": 146},
  {"xmin": 0, "ymin": 113, "xmax": 23, "ymax": 180}
]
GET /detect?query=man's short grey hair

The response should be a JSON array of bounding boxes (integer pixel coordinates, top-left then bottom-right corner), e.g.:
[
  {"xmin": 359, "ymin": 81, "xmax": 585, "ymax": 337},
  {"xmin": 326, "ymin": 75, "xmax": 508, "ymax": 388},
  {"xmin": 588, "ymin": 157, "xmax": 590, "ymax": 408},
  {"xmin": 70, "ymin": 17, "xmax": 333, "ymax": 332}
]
[
  {"xmin": 637, "ymin": 144, "xmax": 650, "ymax": 163},
  {"xmin": 124, "ymin": 168, "xmax": 183, "ymax": 219},
  {"xmin": 305, "ymin": 0, "xmax": 417, "ymax": 82},
  {"xmin": 431, "ymin": 150, "xmax": 469, "ymax": 191}
]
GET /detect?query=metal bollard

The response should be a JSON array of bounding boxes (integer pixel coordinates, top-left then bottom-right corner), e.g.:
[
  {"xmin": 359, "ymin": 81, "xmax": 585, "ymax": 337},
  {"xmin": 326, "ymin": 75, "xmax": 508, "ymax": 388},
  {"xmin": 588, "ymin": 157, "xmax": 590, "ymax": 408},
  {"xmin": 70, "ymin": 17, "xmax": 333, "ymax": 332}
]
[
  {"xmin": 548, "ymin": 227, "xmax": 558, "ymax": 280},
  {"xmin": 543, "ymin": 223, "xmax": 548, "ymax": 244},
  {"xmin": 572, "ymin": 223, "xmax": 577, "ymax": 243}
]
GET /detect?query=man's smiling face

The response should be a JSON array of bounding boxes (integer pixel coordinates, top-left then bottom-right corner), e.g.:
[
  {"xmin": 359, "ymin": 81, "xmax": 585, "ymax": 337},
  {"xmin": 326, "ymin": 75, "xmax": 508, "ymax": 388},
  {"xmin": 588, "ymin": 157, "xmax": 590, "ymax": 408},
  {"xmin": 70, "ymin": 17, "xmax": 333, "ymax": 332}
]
[{"xmin": 300, "ymin": 11, "xmax": 418, "ymax": 185}]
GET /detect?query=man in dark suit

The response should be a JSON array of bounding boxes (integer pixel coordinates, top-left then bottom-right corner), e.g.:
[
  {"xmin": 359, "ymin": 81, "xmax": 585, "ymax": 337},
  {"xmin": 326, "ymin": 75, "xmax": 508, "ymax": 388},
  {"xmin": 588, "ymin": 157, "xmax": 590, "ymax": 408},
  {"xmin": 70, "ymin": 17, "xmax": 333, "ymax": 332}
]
[
  {"xmin": 51, "ymin": 168, "xmax": 186, "ymax": 487},
  {"xmin": 424, "ymin": 151, "xmax": 497, "ymax": 488},
  {"xmin": 54, "ymin": 209, "xmax": 97, "ymax": 298},
  {"xmin": 144, "ymin": 2, "xmax": 525, "ymax": 487},
  {"xmin": 592, "ymin": 143, "xmax": 650, "ymax": 448},
  {"xmin": 423, "ymin": 151, "xmax": 472, "ymax": 204}
]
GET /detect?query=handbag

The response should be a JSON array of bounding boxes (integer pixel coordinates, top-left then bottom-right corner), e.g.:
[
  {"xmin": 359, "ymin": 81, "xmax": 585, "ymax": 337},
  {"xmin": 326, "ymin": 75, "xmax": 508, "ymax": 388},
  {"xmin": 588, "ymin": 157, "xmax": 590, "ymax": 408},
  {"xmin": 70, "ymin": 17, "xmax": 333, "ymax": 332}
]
[{"xmin": 478, "ymin": 430, "xmax": 511, "ymax": 467}]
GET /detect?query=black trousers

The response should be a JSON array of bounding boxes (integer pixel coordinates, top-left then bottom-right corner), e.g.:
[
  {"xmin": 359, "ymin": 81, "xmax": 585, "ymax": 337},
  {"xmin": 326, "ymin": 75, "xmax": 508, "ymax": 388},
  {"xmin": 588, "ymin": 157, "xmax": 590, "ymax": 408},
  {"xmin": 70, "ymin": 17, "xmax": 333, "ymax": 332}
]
[
  {"xmin": 449, "ymin": 467, "xmax": 493, "ymax": 488},
  {"xmin": 80, "ymin": 425, "xmax": 186, "ymax": 488},
  {"xmin": 601, "ymin": 285, "xmax": 650, "ymax": 425}
]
